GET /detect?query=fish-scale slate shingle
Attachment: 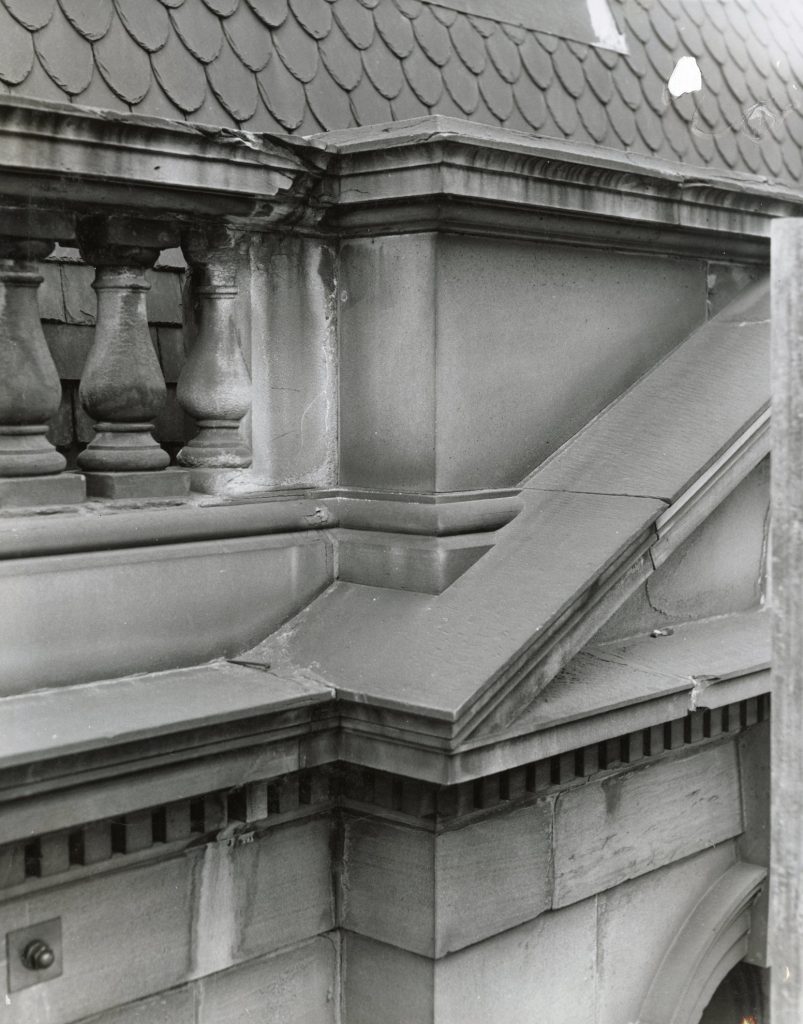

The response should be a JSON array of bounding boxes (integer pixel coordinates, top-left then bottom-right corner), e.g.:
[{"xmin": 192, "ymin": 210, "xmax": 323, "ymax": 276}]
[
  {"xmin": 59, "ymin": 0, "xmax": 114, "ymax": 41},
  {"xmin": 1, "ymin": 0, "xmax": 802, "ymax": 187}
]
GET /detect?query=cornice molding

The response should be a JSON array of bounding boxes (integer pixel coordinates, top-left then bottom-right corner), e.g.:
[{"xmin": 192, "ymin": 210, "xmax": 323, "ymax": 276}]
[
  {"xmin": 0, "ymin": 97, "xmax": 328, "ymax": 228},
  {"xmin": 322, "ymin": 117, "xmax": 803, "ymax": 253},
  {"xmin": 0, "ymin": 102, "xmax": 798, "ymax": 256}
]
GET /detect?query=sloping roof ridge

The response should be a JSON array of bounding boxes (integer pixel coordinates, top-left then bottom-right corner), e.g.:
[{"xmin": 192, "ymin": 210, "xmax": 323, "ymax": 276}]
[{"xmin": 238, "ymin": 276, "xmax": 770, "ymax": 746}]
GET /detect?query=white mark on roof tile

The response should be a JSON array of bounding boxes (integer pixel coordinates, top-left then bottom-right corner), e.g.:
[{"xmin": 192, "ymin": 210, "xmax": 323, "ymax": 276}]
[{"xmin": 668, "ymin": 55, "xmax": 702, "ymax": 98}]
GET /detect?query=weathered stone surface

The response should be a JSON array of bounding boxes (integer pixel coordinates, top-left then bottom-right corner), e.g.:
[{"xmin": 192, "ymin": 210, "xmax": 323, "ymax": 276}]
[
  {"xmin": 83, "ymin": 468, "xmax": 190, "ymax": 499},
  {"xmin": 195, "ymin": 937, "xmax": 337, "ymax": 1024},
  {"xmin": 595, "ymin": 841, "xmax": 737, "ymax": 1024},
  {"xmin": 343, "ymin": 899, "xmax": 596, "ymax": 1024},
  {"xmin": 339, "ymin": 233, "xmax": 706, "ymax": 492},
  {"xmin": 435, "ymin": 800, "xmax": 553, "ymax": 955},
  {"xmin": 343, "ymin": 932, "xmax": 434, "ymax": 1024},
  {"xmin": 232, "ymin": 818, "xmax": 334, "ymax": 960},
  {"xmin": 597, "ymin": 457, "xmax": 770, "ymax": 641},
  {"xmin": 0, "ymin": 472, "xmax": 85, "ymax": 507},
  {"xmin": 248, "ymin": 234, "xmax": 337, "ymax": 488},
  {"xmin": 769, "ymin": 221, "xmax": 803, "ymax": 1022},
  {"xmin": 0, "ymin": 532, "xmax": 331, "ymax": 694},
  {"xmin": 0, "ymin": 244, "xmax": 67, "ymax": 477},
  {"xmin": 1, "ymin": 858, "xmax": 193, "ymax": 1024},
  {"xmin": 71, "ymin": 988, "xmax": 194, "ymax": 1024},
  {"xmin": 176, "ymin": 226, "xmax": 251, "ymax": 470},
  {"xmin": 553, "ymin": 741, "xmax": 743, "ymax": 906},
  {"xmin": 76, "ymin": 217, "xmax": 174, "ymax": 473}
]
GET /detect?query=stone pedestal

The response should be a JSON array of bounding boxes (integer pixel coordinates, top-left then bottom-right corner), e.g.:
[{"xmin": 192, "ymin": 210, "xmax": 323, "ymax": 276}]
[{"xmin": 83, "ymin": 469, "xmax": 191, "ymax": 500}]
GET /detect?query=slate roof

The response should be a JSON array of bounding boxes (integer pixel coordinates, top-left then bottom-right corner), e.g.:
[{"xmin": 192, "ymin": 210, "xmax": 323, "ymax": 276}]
[{"xmin": 0, "ymin": 0, "xmax": 800, "ymax": 185}]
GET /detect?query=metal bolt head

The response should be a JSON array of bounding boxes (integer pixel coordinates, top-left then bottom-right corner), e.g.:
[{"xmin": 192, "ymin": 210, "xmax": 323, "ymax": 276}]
[{"xmin": 21, "ymin": 939, "xmax": 55, "ymax": 972}]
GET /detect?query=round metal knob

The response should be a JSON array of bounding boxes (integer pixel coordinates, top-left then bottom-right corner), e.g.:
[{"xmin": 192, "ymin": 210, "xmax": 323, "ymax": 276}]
[{"xmin": 21, "ymin": 939, "xmax": 55, "ymax": 971}]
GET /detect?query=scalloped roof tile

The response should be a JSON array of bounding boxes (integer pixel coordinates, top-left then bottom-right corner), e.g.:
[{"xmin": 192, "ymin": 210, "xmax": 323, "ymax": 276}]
[
  {"xmin": 5, "ymin": 0, "xmax": 54, "ymax": 31},
  {"xmin": 206, "ymin": 33, "xmax": 259, "ymax": 120},
  {"xmin": 59, "ymin": 0, "xmax": 114, "ymax": 40},
  {"xmin": 404, "ymin": 43, "xmax": 443, "ymax": 106},
  {"xmin": 363, "ymin": 30, "xmax": 403, "ymax": 98},
  {"xmin": 320, "ymin": 18, "xmax": 363, "ymax": 89},
  {"xmin": 35, "ymin": 2, "xmax": 93, "ymax": 95},
  {"xmin": 0, "ymin": 6, "xmax": 34, "ymax": 85},
  {"xmin": 290, "ymin": 0, "xmax": 332, "ymax": 41},
  {"xmin": 486, "ymin": 23, "xmax": 520, "ymax": 84},
  {"xmin": 334, "ymin": 0, "xmax": 375, "ymax": 49},
  {"xmin": 224, "ymin": 1, "xmax": 274, "ymax": 71},
  {"xmin": 170, "ymin": 0, "xmax": 223, "ymax": 62},
  {"xmin": 246, "ymin": 0, "xmax": 288, "ymax": 29},
  {"xmin": 95, "ymin": 12, "xmax": 153, "ymax": 103},
  {"xmin": 443, "ymin": 52, "xmax": 478, "ymax": 114},
  {"xmin": 509, "ymin": 70, "xmax": 544, "ymax": 131},
  {"xmin": 1, "ymin": 0, "xmax": 802, "ymax": 189},
  {"xmin": 450, "ymin": 14, "xmax": 485, "ymax": 75},
  {"xmin": 306, "ymin": 55, "xmax": 353, "ymax": 128},
  {"xmin": 349, "ymin": 67, "xmax": 393, "ymax": 122},
  {"xmin": 412, "ymin": 4, "xmax": 451, "ymax": 65},
  {"xmin": 374, "ymin": 0, "xmax": 414, "ymax": 59},
  {"xmin": 116, "ymin": 0, "xmax": 170, "ymax": 53},
  {"xmin": 152, "ymin": 24, "xmax": 208, "ymax": 111}
]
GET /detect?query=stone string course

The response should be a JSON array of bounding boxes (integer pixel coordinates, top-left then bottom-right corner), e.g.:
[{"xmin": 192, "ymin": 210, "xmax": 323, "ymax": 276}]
[
  {"xmin": 0, "ymin": 694, "xmax": 768, "ymax": 895},
  {"xmin": 0, "ymin": 0, "xmax": 800, "ymax": 184}
]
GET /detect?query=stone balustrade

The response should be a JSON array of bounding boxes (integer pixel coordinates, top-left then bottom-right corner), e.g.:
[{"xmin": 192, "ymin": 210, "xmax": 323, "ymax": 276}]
[{"xmin": 0, "ymin": 208, "xmax": 254, "ymax": 505}]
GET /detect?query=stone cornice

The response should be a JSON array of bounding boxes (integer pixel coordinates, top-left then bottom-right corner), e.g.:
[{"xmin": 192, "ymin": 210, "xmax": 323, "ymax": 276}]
[
  {"xmin": 0, "ymin": 97, "xmax": 329, "ymax": 229},
  {"xmin": 0, "ymin": 101, "xmax": 800, "ymax": 257},
  {"xmin": 321, "ymin": 116, "xmax": 803, "ymax": 257}
]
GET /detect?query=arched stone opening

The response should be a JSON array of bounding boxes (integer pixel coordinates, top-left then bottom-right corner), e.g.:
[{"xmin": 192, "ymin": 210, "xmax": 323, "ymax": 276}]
[
  {"xmin": 637, "ymin": 862, "xmax": 766, "ymax": 1024},
  {"xmin": 698, "ymin": 961, "xmax": 768, "ymax": 1024}
]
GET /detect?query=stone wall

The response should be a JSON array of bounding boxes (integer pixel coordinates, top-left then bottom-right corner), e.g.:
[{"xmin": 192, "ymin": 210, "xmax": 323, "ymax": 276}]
[{"xmin": 0, "ymin": 707, "xmax": 768, "ymax": 1024}]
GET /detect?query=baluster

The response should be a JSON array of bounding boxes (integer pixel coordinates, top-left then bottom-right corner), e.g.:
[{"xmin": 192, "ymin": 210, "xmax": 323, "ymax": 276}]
[
  {"xmin": 0, "ymin": 217, "xmax": 85, "ymax": 507},
  {"xmin": 177, "ymin": 224, "xmax": 251, "ymax": 473},
  {"xmin": 76, "ymin": 215, "xmax": 189, "ymax": 498}
]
